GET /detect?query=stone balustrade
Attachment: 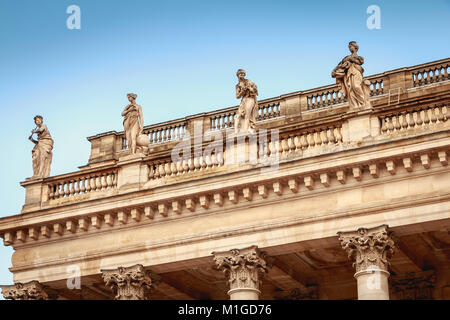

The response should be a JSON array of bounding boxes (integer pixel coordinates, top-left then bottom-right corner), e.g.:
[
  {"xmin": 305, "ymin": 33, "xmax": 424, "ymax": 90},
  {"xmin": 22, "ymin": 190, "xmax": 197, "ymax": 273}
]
[
  {"xmin": 144, "ymin": 122, "xmax": 187, "ymax": 145},
  {"xmin": 47, "ymin": 169, "xmax": 118, "ymax": 200},
  {"xmin": 380, "ymin": 104, "xmax": 448, "ymax": 135},
  {"xmin": 411, "ymin": 62, "xmax": 449, "ymax": 87}
]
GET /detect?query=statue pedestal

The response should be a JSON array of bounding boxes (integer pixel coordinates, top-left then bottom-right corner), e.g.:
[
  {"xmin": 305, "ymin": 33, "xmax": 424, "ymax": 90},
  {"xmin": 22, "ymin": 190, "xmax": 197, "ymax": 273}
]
[
  {"xmin": 117, "ymin": 153, "xmax": 148, "ymax": 192},
  {"xmin": 343, "ymin": 109, "xmax": 380, "ymax": 143},
  {"xmin": 20, "ymin": 178, "xmax": 46, "ymax": 213}
]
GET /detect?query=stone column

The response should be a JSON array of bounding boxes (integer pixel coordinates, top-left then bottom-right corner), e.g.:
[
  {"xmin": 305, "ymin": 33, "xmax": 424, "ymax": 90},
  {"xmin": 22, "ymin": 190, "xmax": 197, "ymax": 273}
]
[
  {"xmin": 213, "ymin": 245, "xmax": 268, "ymax": 300},
  {"xmin": 101, "ymin": 264, "xmax": 157, "ymax": 300},
  {"xmin": 338, "ymin": 224, "xmax": 396, "ymax": 300},
  {"xmin": 1, "ymin": 280, "xmax": 49, "ymax": 300}
]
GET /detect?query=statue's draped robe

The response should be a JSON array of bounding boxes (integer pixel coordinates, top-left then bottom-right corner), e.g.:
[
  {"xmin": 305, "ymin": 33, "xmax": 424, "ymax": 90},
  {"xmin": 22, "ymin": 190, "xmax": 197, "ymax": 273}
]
[
  {"xmin": 236, "ymin": 79, "xmax": 259, "ymax": 133},
  {"xmin": 32, "ymin": 125, "xmax": 53, "ymax": 178},
  {"xmin": 122, "ymin": 104, "xmax": 140, "ymax": 150},
  {"xmin": 332, "ymin": 54, "xmax": 371, "ymax": 110}
]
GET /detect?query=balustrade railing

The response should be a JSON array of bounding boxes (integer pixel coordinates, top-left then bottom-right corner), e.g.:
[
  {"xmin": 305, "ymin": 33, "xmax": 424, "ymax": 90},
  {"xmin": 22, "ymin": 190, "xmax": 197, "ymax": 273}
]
[
  {"xmin": 47, "ymin": 169, "xmax": 118, "ymax": 200},
  {"xmin": 209, "ymin": 100, "xmax": 282, "ymax": 131},
  {"xmin": 411, "ymin": 63, "xmax": 449, "ymax": 88},
  {"xmin": 147, "ymin": 123, "xmax": 343, "ymax": 181},
  {"xmin": 380, "ymin": 104, "xmax": 448, "ymax": 135},
  {"xmin": 306, "ymin": 86, "xmax": 346, "ymax": 110}
]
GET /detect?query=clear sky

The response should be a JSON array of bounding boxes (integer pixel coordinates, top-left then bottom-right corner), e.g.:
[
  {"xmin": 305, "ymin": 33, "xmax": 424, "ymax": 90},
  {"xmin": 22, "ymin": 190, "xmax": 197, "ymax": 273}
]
[{"xmin": 0, "ymin": 0, "xmax": 449, "ymax": 295}]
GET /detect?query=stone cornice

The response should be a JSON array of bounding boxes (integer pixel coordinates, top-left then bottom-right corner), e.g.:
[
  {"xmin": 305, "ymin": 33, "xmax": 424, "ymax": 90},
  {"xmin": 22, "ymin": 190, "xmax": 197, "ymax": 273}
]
[
  {"xmin": 7, "ymin": 185, "xmax": 450, "ymax": 278},
  {"xmin": 1, "ymin": 131, "xmax": 449, "ymax": 249}
]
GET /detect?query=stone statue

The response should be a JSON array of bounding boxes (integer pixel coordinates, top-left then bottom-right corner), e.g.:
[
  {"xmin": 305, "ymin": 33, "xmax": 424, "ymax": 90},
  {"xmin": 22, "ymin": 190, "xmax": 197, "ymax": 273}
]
[
  {"xmin": 332, "ymin": 41, "xmax": 371, "ymax": 110},
  {"xmin": 234, "ymin": 69, "xmax": 259, "ymax": 134},
  {"xmin": 28, "ymin": 115, "xmax": 54, "ymax": 178},
  {"xmin": 122, "ymin": 93, "xmax": 149, "ymax": 154}
]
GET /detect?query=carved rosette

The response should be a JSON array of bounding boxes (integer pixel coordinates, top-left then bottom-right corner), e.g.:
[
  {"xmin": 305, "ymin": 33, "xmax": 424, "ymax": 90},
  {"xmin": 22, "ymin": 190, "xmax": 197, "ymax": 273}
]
[
  {"xmin": 1, "ymin": 281, "xmax": 49, "ymax": 300},
  {"xmin": 338, "ymin": 225, "xmax": 396, "ymax": 274},
  {"xmin": 213, "ymin": 246, "xmax": 268, "ymax": 295},
  {"xmin": 101, "ymin": 264, "xmax": 156, "ymax": 300}
]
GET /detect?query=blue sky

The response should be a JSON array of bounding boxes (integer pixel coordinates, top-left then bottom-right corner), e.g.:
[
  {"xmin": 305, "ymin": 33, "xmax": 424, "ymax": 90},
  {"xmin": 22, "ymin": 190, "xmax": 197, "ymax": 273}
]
[{"xmin": 0, "ymin": 0, "xmax": 449, "ymax": 294}]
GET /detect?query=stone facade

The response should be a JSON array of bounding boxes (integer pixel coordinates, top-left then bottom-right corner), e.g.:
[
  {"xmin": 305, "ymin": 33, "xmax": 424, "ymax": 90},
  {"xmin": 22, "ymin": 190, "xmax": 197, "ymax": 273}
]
[{"xmin": 0, "ymin": 56, "xmax": 449, "ymax": 300}]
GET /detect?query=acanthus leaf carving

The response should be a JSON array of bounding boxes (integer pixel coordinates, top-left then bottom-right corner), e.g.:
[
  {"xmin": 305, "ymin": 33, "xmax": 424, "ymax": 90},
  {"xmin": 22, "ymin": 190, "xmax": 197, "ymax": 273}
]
[
  {"xmin": 101, "ymin": 264, "xmax": 157, "ymax": 300},
  {"xmin": 1, "ymin": 280, "xmax": 49, "ymax": 300},
  {"xmin": 338, "ymin": 224, "xmax": 396, "ymax": 273},
  {"xmin": 213, "ymin": 246, "xmax": 268, "ymax": 293}
]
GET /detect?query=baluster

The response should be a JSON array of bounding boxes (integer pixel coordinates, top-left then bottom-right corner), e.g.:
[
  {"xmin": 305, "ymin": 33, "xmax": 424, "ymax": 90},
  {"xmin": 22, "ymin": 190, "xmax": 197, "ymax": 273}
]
[
  {"xmin": 113, "ymin": 172, "xmax": 118, "ymax": 187},
  {"xmin": 333, "ymin": 127, "xmax": 340, "ymax": 143},
  {"xmin": 217, "ymin": 151, "xmax": 224, "ymax": 166},
  {"xmin": 314, "ymin": 130, "xmax": 322, "ymax": 146},
  {"xmin": 416, "ymin": 109, "xmax": 423, "ymax": 126},
  {"xmin": 95, "ymin": 175, "xmax": 101, "ymax": 191},
  {"xmin": 327, "ymin": 126, "xmax": 335, "ymax": 144},
  {"xmin": 211, "ymin": 153, "xmax": 218, "ymax": 167},
  {"xmin": 193, "ymin": 157, "xmax": 200, "ymax": 171},
  {"xmin": 307, "ymin": 132, "xmax": 315, "ymax": 148},
  {"xmin": 48, "ymin": 184, "xmax": 54, "ymax": 200},
  {"xmin": 88, "ymin": 176, "xmax": 95, "ymax": 191},
  {"xmin": 74, "ymin": 178, "xmax": 81, "ymax": 195},
  {"xmin": 407, "ymin": 112, "xmax": 415, "ymax": 128},
  {"xmin": 437, "ymin": 104, "xmax": 445, "ymax": 122},
  {"xmin": 106, "ymin": 173, "xmax": 112, "ymax": 189},
  {"xmin": 102, "ymin": 174, "xmax": 108, "ymax": 190},
  {"xmin": 182, "ymin": 159, "xmax": 189, "ymax": 173},
  {"xmin": 170, "ymin": 162, "xmax": 177, "ymax": 175},
  {"xmin": 187, "ymin": 158, "xmax": 193, "ymax": 171},
  {"xmin": 381, "ymin": 116, "xmax": 388, "ymax": 133},
  {"xmin": 159, "ymin": 162, "xmax": 166, "ymax": 177},
  {"xmin": 175, "ymin": 160, "xmax": 182, "ymax": 174},
  {"xmin": 53, "ymin": 183, "xmax": 59, "ymax": 198},
  {"xmin": 281, "ymin": 138, "xmax": 288, "ymax": 155},
  {"xmin": 401, "ymin": 112, "xmax": 408, "ymax": 129},
  {"xmin": 68, "ymin": 180, "xmax": 74, "ymax": 196},
  {"xmin": 79, "ymin": 177, "xmax": 86, "ymax": 193},
  {"xmin": 294, "ymin": 135, "xmax": 301, "ymax": 151},
  {"xmin": 386, "ymin": 117, "xmax": 394, "ymax": 132},
  {"xmin": 321, "ymin": 128, "xmax": 328, "ymax": 144},
  {"xmin": 430, "ymin": 106, "xmax": 437, "ymax": 123},
  {"xmin": 164, "ymin": 162, "xmax": 171, "ymax": 176},
  {"xmin": 423, "ymin": 107, "xmax": 430, "ymax": 124},
  {"xmin": 393, "ymin": 114, "xmax": 401, "ymax": 131},
  {"xmin": 300, "ymin": 133, "xmax": 308, "ymax": 149}
]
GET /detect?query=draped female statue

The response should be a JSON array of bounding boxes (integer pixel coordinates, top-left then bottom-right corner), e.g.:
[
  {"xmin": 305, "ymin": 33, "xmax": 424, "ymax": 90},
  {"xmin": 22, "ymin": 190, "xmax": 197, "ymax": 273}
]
[
  {"xmin": 234, "ymin": 69, "xmax": 259, "ymax": 134},
  {"xmin": 28, "ymin": 115, "xmax": 54, "ymax": 178},
  {"xmin": 332, "ymin": 41, "xmax": 371, "ymax": 110},
  {"xmin": 122, "ymin": 93, "xmax": 147, "ymax": 154}
]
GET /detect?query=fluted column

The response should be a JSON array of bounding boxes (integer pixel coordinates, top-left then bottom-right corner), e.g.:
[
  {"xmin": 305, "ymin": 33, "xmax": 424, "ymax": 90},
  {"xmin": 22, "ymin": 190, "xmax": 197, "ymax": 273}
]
[
  {"xmin": 101, "ymin": 264, "xmax": 157, "ymax": 300},
  {"xmin": 213, "ymin": 245, "xmax": 268, "ymax": 300},
  {"xmin": 338, "ymin": 224, "xmax": 396, "ymax": 300},
  {"xmin": 1, "ymin": 280, "xmax": 49, "ymax": 300}
]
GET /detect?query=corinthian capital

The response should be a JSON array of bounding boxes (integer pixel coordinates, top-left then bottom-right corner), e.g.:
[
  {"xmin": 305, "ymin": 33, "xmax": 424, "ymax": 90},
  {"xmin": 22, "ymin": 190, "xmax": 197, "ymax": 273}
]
[
  {"xmin": 1, "ymin": 281, "xmax": 49, "ymax": 300},
  {"xmin": 213, "ymin": 246, "xmax": 268, "ymax": 294},
  {"xmin": 338, "ymin": 225, "xmax": 396, "ymax": 274},
  {"xmin": 101, "ymin": 264, "xmax": 157, "ymax": 300}
]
